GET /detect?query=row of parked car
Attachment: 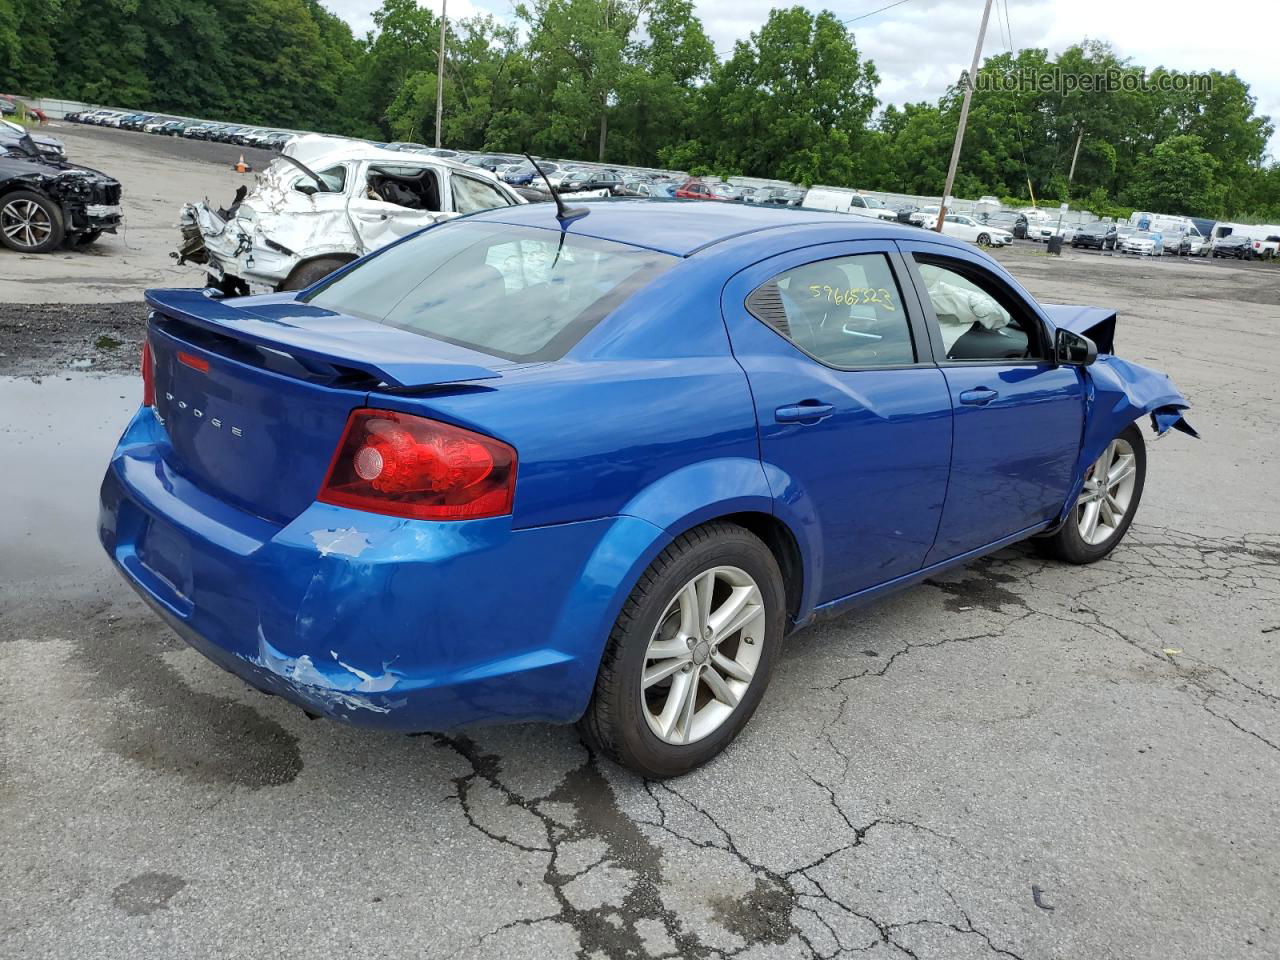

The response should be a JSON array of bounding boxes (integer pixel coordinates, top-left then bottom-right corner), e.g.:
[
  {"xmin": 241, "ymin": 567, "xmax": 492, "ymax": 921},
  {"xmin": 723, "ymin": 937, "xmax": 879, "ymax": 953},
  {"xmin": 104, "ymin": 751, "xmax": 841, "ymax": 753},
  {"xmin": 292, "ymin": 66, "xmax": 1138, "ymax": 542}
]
[
  {"xmin": 391, "ymin": 150, "xmax": 811, "ymax": 205},
  {"xmin": 65, "ymin": 109, "xmax": 294, "ymax": 150}
]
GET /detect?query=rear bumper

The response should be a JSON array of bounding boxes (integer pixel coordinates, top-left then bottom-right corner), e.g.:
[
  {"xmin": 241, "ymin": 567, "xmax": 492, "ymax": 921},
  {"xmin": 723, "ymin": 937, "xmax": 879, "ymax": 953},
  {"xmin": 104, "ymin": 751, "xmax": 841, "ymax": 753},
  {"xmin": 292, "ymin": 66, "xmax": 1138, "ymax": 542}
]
[{"xmin": 99, "ymin": 408, "xmax": 666, "ymax": 731}]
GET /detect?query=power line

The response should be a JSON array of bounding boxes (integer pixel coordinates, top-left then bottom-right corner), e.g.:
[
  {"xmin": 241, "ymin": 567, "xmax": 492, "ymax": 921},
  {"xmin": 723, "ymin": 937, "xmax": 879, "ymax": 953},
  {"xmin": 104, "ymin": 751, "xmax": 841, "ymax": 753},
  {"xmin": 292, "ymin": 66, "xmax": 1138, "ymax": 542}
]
[
  {"xmin": 714, "ymin": 0, "xmax": 918, "ymax": 60},
  {"xmin": 842, "ymin": 0, "xmax": 916, "ymax": 26}
]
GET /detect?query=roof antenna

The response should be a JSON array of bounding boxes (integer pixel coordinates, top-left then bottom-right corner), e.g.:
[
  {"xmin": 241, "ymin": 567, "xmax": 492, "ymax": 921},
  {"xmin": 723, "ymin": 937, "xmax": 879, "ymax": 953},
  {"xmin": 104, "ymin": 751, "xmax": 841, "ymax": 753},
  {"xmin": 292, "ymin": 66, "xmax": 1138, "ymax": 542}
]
[{"xmin": 525, "ymin": 152, "xmax": 588, "ymax": 225}]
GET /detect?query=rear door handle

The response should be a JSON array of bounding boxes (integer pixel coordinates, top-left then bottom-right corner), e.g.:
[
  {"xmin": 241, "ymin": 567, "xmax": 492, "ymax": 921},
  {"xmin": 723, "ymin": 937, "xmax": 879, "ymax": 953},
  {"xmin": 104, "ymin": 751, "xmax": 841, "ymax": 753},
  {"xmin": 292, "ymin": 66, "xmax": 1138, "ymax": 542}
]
[
  {"xmin": 775, "ymin": 401, "xmax": 835, "ymax": 424},
  {"xmin": 356, "ymin": 212, "xmax": 389, "ymax": 222},
  {"xmin": 959, "ymin": 388, "xmax": 999, "ymax": 406}
]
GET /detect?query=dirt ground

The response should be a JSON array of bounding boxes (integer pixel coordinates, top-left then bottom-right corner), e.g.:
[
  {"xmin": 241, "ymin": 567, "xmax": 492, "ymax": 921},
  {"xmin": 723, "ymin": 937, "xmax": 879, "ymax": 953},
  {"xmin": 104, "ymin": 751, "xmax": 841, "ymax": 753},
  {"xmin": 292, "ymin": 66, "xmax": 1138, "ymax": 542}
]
[{"xmin": 2, "ymin": 124, "xmax": 1279, "ymax": 960}]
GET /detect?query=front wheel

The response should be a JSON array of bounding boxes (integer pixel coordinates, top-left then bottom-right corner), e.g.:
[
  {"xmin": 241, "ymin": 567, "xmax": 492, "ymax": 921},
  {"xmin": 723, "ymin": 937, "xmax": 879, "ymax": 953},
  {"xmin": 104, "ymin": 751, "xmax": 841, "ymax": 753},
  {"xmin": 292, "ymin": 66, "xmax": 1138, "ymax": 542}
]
[
  {"xmin": 1035, "ymin": 423, "xmax": 1146, "ymax": 564},
  {"xmin": 976, "ymin": 233, "xmax": 991, "ymax": 247},
  {"xmin": 578, "ymin": 522, "xmax": 786, "ymax": 778},
  {"xmin": 0, "ymin": 189, "xmax": 65, "ymax": 253}
]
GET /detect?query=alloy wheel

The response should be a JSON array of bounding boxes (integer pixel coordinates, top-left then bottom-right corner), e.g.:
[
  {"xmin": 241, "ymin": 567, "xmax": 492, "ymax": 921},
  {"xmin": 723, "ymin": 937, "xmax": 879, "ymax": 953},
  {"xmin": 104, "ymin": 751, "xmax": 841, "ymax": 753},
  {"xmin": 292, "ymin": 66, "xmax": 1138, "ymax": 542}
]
[
  {"xmin": 1, "ymin": 198, "xmax": 53, "ymax": 250},
  {"xmin": 1076, "ymin": 438, "xmax": 1139, "ymax": 545},
  {"xmin": 641, "ymin": 566, "xmax": 765, "ymax": 745}
]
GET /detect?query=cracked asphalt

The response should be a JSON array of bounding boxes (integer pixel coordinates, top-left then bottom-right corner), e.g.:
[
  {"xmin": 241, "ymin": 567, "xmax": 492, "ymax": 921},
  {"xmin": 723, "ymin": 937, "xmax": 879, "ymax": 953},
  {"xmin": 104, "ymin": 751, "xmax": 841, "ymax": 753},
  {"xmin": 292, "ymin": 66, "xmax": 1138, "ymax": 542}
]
[{"xmin": 3, "ymin": 128, "xmax": 1280, "ymax": 959}]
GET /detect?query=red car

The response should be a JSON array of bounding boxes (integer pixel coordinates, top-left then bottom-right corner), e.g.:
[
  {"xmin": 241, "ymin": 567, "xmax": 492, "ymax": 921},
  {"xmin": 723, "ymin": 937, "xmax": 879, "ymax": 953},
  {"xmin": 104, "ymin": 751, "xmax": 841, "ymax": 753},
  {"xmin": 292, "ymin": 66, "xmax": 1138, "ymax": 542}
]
[{"xmin": 675, "ymin": 179, "xmax": 728, "ymax": 201}]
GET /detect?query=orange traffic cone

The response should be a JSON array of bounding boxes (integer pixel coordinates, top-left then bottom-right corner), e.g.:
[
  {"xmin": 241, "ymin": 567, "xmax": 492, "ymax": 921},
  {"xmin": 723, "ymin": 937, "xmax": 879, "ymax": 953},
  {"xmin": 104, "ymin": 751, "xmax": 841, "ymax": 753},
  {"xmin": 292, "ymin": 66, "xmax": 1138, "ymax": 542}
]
[{"xmin": 234, "ymin": 154, "xmax": 249, "ymax": 174}]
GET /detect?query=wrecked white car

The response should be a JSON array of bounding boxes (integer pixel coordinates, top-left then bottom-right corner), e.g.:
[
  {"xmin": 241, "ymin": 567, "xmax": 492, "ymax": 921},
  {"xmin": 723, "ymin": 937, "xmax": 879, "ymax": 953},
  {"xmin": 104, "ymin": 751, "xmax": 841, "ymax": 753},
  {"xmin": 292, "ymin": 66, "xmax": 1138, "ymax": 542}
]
[{"xmin": 175, "ymin": 136, "xmax": 526, "ymax": 293}]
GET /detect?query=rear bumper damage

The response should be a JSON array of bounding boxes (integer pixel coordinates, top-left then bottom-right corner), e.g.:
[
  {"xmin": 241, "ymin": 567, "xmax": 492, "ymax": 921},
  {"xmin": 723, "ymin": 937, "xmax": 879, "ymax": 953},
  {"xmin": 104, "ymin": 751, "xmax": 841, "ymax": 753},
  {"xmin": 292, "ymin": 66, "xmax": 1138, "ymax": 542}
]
[{"xmin": 98, "ymin": 408, "xmax": 658, "ymax": 731}]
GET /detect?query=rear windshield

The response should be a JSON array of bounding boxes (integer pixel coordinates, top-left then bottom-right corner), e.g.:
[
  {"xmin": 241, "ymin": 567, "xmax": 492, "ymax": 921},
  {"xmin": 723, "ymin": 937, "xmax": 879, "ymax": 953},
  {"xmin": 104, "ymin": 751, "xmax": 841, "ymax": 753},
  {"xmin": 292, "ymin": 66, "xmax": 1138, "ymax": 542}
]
[{"xmin": 304, "ymin": 221, "xmax": 676, "ymax": 362}]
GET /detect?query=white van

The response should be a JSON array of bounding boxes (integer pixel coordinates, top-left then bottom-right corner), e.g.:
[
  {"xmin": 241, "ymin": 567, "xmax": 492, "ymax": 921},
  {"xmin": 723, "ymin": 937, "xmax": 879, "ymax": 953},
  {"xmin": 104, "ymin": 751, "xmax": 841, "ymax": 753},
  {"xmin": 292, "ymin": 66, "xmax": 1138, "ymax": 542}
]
[{"xmin": 802, "ymin": 187, "xmax": 898, "ymax": 221}]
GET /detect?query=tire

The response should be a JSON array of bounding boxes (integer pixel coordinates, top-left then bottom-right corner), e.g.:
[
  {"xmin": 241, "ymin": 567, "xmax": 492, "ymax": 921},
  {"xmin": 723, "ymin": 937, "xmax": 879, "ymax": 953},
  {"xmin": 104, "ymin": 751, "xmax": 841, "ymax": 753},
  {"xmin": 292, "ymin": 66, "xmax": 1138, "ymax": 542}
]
[
  {"xmin": 976, "ymin": 233, "xmax": 991, "ymax": 247},
  {"xmin": 577, "ymin": 521, "xmax": 786, "ymax": 778},
  {"xmin": 1035, "ymin": 423, "xmax": 1146, "ymax": 565},
  {"xmin": 0, "ymin": 189, "xmax": 65, "ymax": 253},
  {"xmin": 280, "ymin": 256, "xmax": 352, "ymax": 291}
]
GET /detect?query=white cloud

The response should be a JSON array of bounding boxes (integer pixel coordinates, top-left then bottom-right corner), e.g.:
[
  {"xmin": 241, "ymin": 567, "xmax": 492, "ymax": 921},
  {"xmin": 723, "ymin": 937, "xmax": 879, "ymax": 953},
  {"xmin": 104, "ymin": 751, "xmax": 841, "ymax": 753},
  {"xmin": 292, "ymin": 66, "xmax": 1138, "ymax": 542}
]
[{"xmin": 323, "ymin": 0, "xmax": 1280, "ymax": 157}]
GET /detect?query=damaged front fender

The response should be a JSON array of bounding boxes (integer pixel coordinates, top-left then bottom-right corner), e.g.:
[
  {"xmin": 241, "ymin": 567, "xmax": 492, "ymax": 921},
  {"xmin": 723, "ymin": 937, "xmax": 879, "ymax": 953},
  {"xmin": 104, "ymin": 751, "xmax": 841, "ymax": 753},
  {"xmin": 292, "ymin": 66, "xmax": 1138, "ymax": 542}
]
[{"xmin": 1056, "ymin": 355, "xmax": 1197, "ymax": 524}]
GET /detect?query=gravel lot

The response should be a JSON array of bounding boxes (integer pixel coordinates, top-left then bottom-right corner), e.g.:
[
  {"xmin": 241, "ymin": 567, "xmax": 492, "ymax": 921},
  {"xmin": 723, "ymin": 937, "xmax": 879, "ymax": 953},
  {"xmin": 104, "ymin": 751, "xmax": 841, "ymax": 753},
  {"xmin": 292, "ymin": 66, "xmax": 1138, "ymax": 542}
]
[{"xmin": 2, "ymin": 125, "xmax": 1278, "ymax": 960}]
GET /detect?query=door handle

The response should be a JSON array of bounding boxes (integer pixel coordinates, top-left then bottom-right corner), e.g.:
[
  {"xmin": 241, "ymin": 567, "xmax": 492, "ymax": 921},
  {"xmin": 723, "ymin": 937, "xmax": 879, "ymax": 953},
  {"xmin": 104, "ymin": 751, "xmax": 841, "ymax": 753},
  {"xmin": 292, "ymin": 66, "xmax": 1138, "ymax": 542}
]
[
  {"xmin": 775, "ymin": 401, "xmax": 835, "ymax": 424},
  {"xmin": 356, "ymin": 213, "xmax": 388, "ymax": 222},
  {"xmin": 959, "ymin": 387, "xmax": 999, "ymax": 406}
]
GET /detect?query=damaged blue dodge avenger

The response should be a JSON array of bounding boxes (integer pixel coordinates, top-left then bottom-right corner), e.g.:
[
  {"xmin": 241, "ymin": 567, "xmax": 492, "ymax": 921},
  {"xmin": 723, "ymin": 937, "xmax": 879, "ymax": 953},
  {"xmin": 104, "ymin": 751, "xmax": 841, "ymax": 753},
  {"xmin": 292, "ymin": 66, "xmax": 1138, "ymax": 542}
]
[{"xmin": 99, "ymin": 200, "xmax": 1196, "ymax": 777}]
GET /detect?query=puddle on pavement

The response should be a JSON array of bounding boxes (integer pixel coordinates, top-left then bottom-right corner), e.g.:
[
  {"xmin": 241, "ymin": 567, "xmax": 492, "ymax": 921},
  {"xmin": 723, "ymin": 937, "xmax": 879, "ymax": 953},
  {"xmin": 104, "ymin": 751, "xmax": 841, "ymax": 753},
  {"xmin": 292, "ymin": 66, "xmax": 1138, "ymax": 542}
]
[{"xmin": 0, "ymin": 374, "xmax": 139, "ymax": 580}]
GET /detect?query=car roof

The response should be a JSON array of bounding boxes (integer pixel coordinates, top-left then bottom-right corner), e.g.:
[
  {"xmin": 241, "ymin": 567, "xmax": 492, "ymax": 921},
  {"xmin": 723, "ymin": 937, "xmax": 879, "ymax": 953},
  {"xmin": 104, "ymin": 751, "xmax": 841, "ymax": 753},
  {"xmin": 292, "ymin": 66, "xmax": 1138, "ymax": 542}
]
[{"xmin": 467, "ymin": 198, "xmax": 957, "ymax": 257}]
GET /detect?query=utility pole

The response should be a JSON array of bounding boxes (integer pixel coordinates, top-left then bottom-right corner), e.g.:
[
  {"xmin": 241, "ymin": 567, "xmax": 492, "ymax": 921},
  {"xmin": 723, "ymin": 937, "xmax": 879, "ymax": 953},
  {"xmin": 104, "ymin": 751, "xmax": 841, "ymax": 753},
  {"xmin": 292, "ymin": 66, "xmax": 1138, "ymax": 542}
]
[
  {"xmin": 935, "ymin": 0, "xmax": 995, "ymax": 232},
  {"xmin": 434, "ymin": 0, "xmax": 447, "ymax": 149},
  {"xmin": 1067, "ymin": 126, "xmax": 1085, "ymax": 184}
]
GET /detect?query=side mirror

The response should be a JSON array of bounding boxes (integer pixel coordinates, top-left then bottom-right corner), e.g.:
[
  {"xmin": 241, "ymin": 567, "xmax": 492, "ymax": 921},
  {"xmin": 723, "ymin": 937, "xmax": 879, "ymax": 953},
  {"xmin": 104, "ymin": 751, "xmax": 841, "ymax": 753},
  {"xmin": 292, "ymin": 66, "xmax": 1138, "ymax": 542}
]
[{"xmin": 1055, "ymin": 328, "xmax": 1097, "ymax": 366}]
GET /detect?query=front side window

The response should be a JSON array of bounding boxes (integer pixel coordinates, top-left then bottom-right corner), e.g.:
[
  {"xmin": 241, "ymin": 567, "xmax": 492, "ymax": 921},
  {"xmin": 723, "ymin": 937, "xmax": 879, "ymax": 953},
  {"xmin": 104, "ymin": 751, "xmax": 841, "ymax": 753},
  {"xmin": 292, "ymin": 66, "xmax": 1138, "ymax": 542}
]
[
  {"xmin": 914, "ymin": 259, "xmax": 1041, "ymax": 362},
  {"xmin": 305, "ymin": 222, "xmax": 675, "ymax": 362},
  {"xmin": 451, "ymin": 175, "xmax": 513, "ymax": 214},
  {"xmin": 745, "ymin": 253, "xmax": 916, "ymax": 368},
  {"xmin": 365, "ymin": 164, "xmax": 441, "ymax": 211}
]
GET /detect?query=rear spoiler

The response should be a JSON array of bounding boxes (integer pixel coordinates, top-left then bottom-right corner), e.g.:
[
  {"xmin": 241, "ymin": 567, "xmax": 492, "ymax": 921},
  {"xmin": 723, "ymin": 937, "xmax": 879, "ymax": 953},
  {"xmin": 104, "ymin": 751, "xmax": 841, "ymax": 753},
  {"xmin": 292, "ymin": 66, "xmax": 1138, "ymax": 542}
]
[
  {"xmin": 1039, "ymin": 304, "xmax": 1116, "ymax": 354},
  {"xmin": 145, "ymin": 288, "xmax": 502, "ymax": 389}
]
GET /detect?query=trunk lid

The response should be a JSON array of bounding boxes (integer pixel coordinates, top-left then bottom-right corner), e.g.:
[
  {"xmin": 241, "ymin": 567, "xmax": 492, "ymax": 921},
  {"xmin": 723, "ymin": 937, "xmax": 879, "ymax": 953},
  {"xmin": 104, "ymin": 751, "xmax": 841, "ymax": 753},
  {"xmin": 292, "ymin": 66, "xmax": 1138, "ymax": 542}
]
[{"xmin": 145, "ymin": 289, "xmax": 504, "ymax": 524}]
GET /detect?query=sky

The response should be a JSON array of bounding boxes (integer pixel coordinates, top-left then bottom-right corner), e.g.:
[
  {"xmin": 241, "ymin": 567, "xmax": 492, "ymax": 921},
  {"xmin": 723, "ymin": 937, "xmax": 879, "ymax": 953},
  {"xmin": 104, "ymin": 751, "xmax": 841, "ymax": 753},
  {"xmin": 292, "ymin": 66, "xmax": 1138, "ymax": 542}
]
[{"xmin": 324, "ymin": 0, "xmax": 1280, "ymax": 159}]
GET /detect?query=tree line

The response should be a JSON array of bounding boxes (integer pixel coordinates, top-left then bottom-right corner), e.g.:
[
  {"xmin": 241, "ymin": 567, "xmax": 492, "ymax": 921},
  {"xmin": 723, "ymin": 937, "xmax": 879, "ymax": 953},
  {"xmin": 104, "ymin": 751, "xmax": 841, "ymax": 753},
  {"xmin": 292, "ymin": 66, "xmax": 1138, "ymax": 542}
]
[{"xmin": 2, "ymin": 0, "xmax": 1277, "ymax": 220}]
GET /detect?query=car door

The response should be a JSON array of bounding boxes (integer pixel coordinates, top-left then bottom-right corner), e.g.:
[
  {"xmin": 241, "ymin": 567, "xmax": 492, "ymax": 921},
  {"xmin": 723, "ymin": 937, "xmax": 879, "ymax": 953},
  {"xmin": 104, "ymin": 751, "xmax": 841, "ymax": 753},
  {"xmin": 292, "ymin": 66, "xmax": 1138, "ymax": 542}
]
[
  {"xmin": 898, "ymin": 240, "xmax": 1085, "ymax": 563},
  {"xmin": 722, "ymin": 242, "xmax": 954, "ymax": 604},
  {"xmin": 347, "ymin": 161, "xmax": 447, "ymax": 253}
]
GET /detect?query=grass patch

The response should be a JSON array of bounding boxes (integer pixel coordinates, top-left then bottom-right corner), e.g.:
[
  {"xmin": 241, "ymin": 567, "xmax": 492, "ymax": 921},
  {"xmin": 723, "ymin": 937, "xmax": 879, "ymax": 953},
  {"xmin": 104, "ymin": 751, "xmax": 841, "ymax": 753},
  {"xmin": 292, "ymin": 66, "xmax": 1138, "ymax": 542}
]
[{"xmin": 95, "ymin": 334, "xmax": 123, "ymax": 351}]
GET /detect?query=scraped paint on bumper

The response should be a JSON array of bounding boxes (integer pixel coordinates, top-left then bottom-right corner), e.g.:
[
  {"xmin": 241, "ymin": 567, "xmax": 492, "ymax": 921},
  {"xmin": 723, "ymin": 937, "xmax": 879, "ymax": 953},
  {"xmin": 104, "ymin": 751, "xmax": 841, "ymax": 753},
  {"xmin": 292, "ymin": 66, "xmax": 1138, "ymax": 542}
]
[{"xmin": 99, "ymin": 409, "xmax": 667, "ymax": 731}]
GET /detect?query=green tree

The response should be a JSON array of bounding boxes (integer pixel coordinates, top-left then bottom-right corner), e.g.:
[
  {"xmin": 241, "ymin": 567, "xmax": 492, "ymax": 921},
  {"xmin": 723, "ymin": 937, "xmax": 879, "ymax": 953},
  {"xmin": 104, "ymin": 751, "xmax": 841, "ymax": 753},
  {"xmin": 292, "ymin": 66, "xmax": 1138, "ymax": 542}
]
[
  {"xmin": 1125, "ymin": 135, "xmax": 1221, "ymax": 216},
  {"xmin": 688, "ymin": 6, "xmax": 878, "ymax": 185},
  {"xmin": 517, "ymin": 0, "xmax": 646, "ymax": 161},
  {"xmin": 355, "ymin": 0, "xmax": 439, "ymax": 137}
]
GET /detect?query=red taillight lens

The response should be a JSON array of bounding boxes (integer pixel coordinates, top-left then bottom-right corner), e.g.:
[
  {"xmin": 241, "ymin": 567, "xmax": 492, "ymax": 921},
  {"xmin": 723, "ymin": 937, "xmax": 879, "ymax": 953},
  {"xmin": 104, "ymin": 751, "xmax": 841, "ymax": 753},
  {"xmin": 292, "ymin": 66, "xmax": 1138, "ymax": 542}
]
[
  {"xmin": 177, "ymin": 350, "xmax": 209, "ymax": 373},
  {"xmin": 317, "ymin": 409, "xmax": 516, "ymax": 521},
  {"xmin": 141, "ymin": 340, "xmax": 155, "ymax": 407}
]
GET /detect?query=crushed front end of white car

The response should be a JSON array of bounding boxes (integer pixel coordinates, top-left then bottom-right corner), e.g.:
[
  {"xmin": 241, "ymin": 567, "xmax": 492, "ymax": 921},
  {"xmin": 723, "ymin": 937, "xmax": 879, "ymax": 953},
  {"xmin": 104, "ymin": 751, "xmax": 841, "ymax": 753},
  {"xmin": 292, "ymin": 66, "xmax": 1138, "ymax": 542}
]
[{"xmin": 174, "ymin": 136, "xmax": 525, "ymax": 294}]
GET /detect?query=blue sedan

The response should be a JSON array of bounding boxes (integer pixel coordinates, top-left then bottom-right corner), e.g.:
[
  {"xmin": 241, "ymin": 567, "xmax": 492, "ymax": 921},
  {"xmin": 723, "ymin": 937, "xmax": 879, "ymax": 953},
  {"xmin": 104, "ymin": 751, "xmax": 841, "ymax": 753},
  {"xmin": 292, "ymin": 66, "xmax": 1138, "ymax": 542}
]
[{"xmin": 99, "ymin": 201, "xmax": 1195, "ymax": 777}]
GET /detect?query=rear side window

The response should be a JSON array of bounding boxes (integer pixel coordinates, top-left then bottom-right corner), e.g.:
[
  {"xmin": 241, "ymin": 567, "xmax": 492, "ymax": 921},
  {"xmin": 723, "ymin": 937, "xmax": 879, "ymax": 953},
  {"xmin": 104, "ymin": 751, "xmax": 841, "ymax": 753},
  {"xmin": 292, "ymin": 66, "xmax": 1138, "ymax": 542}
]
[
  {"xmin": 452, "ymin": 175, "xmax": 513, "ymax": 213},
  {"xmin": 745, "ymin": 253, "xmax": 916, "ymax": 368},
  {"xmin": 293, "ymin": 164, "xmax": 346, "ymax": 195},
  {"xmin": 304, "ymin": 222, "xmax": 675, "ymax": 361}
]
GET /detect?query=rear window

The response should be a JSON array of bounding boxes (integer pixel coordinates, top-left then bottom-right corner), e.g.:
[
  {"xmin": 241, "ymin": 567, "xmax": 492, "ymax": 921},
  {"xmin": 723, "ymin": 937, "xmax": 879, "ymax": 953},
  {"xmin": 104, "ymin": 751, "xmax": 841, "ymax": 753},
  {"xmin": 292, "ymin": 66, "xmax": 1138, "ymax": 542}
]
[{"xmin": 304, "ymin": 222, "xmax": 676, "ymax": 361}]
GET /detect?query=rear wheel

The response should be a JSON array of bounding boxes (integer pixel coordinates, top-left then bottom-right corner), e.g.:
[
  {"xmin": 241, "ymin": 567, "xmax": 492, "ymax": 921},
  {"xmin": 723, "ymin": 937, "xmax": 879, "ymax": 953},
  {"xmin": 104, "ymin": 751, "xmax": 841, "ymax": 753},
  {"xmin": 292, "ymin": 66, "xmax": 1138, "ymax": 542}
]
[
  {"xmin": 1036, "ymin": 423, "xmax": 1146, "ymax": 564},
  {"xmin": 0, "ymin": 190, "xmax": 64, "ymax": 253},
  {"xmin": 281, "ymin": 256, "xmax": 352, "ymax": 291},
  {"xmin": 578, "ymin": 522, "xmax": 785, "ymax": 778}
]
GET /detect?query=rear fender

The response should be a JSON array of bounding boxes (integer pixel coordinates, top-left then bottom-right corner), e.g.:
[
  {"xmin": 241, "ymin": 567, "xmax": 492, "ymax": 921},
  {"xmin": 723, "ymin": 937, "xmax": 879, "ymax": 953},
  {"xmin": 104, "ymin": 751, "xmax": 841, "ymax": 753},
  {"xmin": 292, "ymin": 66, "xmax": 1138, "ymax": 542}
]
[
  {"xmin": 617, "ymin": 457, "xmax": 822, "ymax": 622},
  {"xmin": 1057, "ymin": 356, "xmax": 1198, "ymax": 524},
  {"xmin": 551, "ymin": 457, "xmax": 819, "ymax": 719}
]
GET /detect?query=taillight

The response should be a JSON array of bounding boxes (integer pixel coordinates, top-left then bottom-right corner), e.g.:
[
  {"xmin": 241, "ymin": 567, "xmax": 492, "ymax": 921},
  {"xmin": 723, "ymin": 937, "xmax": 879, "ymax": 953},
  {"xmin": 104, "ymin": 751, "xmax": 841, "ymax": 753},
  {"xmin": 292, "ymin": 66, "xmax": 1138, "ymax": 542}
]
[
  {"xmin": 141, "ymin": 340, "xmax": 155, "ymax": 407},
  {"xmin": 317, "ymin": 409, "xmax": 516, "ymax": 521}
]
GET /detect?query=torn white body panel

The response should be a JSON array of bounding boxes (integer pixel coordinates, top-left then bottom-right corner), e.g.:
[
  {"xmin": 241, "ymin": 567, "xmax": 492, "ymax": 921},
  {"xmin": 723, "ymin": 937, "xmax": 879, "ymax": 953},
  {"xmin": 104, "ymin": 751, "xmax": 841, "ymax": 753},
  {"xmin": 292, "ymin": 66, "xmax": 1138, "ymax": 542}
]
[{"xmin": 178, "ymin": 138, "xmax": 526, "ymax": 292}]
